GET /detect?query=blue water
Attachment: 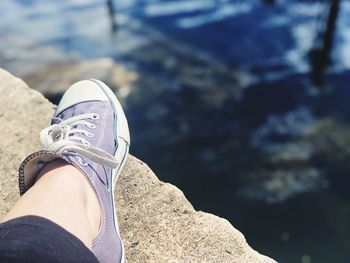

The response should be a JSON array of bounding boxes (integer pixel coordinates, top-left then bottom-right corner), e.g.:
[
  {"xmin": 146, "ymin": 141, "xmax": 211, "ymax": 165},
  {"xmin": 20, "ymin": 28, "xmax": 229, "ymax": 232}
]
[{"xmin": 2, "ymin": 0, "xmax": 350, "ymax": 262}]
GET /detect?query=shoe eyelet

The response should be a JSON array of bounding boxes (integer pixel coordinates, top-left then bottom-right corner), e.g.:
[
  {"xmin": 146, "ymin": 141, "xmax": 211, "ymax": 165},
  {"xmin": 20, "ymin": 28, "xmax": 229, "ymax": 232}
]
[
  {"xmin": 91, "ymin": 113, "xmax": 99, "ymax": 120},
  {"xmin": 81, "ymin": 140, "xmax": 90, "ymax": 146},
  {"xmin": 88, "ymin": 124, "xmax": 96, "ymax": 129},
  {"xmin": 76, "ymin": 156, "xmax": 88, "ymax": 166},
  {"xmin": 86, "ymin": 132, "xmax": 94, "ymax": 138},
  {"xmin": 79, "ymin": 159, "xmax": 88, "ymax": 166}
]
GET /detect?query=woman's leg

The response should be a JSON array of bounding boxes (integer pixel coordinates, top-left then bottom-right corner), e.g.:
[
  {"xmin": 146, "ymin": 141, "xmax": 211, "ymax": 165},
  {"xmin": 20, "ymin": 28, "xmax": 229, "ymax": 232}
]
[
  {"xmin": 1, "ymin": 160, "xmax": 100, "ymax": 250},
  {"xmin": 3, "ymin": 79, "xmax": 130, "ymax": 262}
]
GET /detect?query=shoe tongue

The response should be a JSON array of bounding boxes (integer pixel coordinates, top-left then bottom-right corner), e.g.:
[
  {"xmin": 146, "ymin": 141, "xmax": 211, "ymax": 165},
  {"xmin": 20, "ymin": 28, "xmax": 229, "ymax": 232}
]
[
  {"xmin": 52, "ymin": 102, "xmax": 99, "ymax": 137},
  {"xmin": 53, "ymin": 102, "xmax": 96, "ymax": 124},
  {"xmin": 54, "ymin": 102, "xmax": 111, "ymax": 187},
  {"xmin": 51, "ymin": 103, "xmax": 96, "ymax": 147}
]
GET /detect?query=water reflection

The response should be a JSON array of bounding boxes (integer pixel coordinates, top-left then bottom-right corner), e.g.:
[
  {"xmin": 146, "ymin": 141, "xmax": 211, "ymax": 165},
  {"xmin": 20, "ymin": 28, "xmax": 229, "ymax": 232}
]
[{"xmin": 309, "ymin": 0, "xmax": 340, "ymax": 87}]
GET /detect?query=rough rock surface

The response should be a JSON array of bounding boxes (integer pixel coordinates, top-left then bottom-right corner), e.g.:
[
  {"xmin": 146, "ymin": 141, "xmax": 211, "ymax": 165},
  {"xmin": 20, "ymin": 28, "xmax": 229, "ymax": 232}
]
[{"xmin": 0, "ymin": 69, "xmax": 276, "ymax": 263}]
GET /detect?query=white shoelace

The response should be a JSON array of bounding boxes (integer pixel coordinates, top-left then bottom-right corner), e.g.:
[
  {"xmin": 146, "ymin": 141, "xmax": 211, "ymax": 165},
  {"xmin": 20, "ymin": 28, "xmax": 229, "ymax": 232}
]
[{"xmin": 40, "ymin": 113, "xmax": 119, "ymax": 168}]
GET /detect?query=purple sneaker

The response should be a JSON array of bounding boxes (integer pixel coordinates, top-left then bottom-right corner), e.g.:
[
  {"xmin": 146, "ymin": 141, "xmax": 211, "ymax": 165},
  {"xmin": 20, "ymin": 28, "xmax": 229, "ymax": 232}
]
[{"xmin": 18, "ymin": 79, "xmax": 130, "ymax": 263}]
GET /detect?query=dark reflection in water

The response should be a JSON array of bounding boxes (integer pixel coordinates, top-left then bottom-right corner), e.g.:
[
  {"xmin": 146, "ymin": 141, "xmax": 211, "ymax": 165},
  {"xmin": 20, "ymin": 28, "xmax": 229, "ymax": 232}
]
[
  {"xmin": 123, "ymin": 1, "xmax": 350, "ymax": 262},
  {"xmin": 2, "ymin": 0, "xmax": 350, "ymax": 262}
]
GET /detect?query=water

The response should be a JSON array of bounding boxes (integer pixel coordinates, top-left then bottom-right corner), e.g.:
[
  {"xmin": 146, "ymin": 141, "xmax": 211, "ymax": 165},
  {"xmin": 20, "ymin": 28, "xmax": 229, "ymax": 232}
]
[{"xmin": 1, "ymin": 0, "xmax": 350, "ymax": 262}]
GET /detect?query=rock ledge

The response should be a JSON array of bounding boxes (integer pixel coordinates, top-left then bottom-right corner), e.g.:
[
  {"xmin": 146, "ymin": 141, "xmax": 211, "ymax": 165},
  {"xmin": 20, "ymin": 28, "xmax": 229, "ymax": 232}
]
[{"xmin": 0, "ymin": 69, "xmax": 276, "ymax": 263}]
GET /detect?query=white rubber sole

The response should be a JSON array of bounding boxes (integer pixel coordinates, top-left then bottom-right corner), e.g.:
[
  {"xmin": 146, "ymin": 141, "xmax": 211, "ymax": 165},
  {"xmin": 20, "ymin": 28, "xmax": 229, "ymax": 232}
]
[{"xmin": 91, "ymin": 79, "xmax": 130, "ymax": 263}]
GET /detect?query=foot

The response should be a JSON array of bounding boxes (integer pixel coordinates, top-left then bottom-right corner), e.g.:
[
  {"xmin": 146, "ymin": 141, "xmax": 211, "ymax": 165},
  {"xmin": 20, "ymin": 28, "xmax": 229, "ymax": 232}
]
[{"xmin": 19, "ymin": 80, "xmax": 130, "ymax": 263}]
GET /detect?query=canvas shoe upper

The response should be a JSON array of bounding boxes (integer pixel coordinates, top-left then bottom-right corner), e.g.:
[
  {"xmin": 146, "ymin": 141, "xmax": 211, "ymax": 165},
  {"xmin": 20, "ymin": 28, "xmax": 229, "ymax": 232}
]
[{"xmin": 18, "ymin": 79, "xmax": 130, "ymax": 263}]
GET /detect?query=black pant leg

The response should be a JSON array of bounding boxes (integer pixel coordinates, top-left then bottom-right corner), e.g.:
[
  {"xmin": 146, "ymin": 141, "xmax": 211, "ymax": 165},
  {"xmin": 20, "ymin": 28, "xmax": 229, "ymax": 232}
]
[{"xmin": 0, "ymin": 216, "xmax": 99, "ymax": 263}]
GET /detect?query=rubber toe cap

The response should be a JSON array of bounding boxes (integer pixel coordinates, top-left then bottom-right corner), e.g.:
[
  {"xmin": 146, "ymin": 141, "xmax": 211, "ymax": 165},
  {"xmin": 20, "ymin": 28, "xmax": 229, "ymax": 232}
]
[{"xmin": 54, "ymin": 80, "xmax": 108, "ymax": 117}]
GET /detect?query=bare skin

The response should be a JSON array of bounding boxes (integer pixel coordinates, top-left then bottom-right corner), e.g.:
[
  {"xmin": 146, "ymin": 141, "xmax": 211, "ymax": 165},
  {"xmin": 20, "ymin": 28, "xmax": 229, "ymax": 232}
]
[{"xmin": 1, "ymin": 160, "xmax": 101, "ymax": 250}]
